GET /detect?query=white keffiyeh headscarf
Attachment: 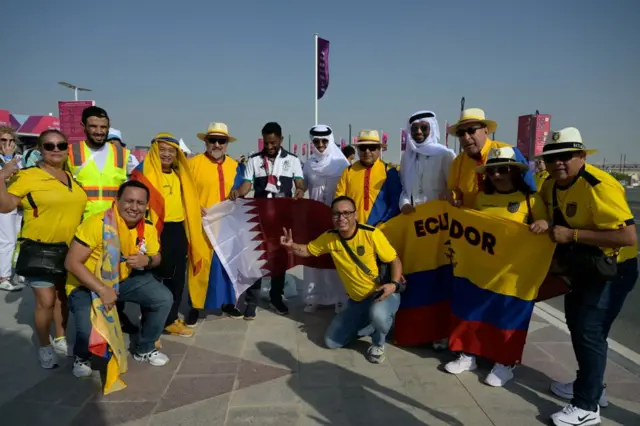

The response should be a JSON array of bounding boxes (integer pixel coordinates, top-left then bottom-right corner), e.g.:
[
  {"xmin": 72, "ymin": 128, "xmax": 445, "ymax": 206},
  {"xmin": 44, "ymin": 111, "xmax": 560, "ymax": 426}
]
[
  {"xmin": 400, "ymin": 110, "xmax": 455, "ymax": 195},
  {"xmin": 305, "ymin": 124, "xmax": 349, "ymax": 178}
]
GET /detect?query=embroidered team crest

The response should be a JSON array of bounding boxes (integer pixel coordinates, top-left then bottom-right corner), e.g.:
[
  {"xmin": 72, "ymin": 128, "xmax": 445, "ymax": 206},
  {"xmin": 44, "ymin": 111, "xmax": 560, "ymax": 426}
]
[
  {"xmin": 565, "ymin": 202, "xmax": 578, "ymax": 218},
  {"xmin": 356, "ymin": 246, "xmax": 365, "ymax": 256},
  {"xmin": 552, "ymin": 132, "xmax": 561, "ymax": 141},
  {"xmin": 507, "ymin": 202, "xmax": 520, "ymax": 213},
  {"xmin": 282, "ymin": 160, "xmax": 290, "ymax": 172}
]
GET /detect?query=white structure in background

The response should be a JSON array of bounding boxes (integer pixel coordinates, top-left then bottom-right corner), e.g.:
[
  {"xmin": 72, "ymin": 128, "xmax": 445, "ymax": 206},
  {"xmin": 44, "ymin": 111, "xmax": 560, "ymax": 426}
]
[{"xmin": 179, "ymin": 138, "xmax": 191, "ymax": 154}]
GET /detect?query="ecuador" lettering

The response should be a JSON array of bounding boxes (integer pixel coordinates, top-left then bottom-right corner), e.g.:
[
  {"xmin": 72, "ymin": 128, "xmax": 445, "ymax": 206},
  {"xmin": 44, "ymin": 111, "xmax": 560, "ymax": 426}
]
[{"xmin": 413, "ymin": 213, "xmax": 497, "ymax": 255}]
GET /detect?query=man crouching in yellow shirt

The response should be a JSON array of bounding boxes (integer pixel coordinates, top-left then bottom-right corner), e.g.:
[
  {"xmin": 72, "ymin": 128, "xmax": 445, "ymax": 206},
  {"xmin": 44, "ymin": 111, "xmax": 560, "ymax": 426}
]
[
  {"xmin": 281, "ymin": 195, "xmax": 404, "ymax": 364},
  {"xmin": 64, "ymin": 181, "xmax": 173, "ymax": 378}
]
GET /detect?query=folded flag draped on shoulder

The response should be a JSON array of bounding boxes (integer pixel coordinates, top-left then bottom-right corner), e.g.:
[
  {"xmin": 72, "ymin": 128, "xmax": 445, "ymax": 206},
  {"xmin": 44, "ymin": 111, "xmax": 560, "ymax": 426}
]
[
  {"xmin": 202, "ymin": 199, "xmax": 335, "ymax": 307},
  {"xmin": 380, "ymin": 201, "xmax": 556, "ymax": 365}
]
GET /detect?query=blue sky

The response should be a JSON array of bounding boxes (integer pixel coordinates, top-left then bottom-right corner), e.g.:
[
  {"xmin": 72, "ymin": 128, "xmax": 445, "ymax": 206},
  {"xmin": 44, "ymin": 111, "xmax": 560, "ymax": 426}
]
[{"xmin": 2, "ymin": 0, "xmax": 638, "ymax": 165}]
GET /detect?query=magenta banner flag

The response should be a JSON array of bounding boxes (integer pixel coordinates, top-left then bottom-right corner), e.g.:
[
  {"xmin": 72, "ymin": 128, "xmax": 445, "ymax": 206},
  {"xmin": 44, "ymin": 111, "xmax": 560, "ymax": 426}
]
[
  {"xmin": 382, "ymin": 132, "xmax": 388, "ymax": 152},
  {"xmin": 401, "ymin": 129, "xmax": 407, "ymax": 152},
  {"xmin": 352, "ymin": 137, "xmax": 357, "ymax": 145},
  {"xmin": 302, "ymin": 143, "xmax": 307, "ymax": 156},
  {"xmin": 340, "ymin": 138, "xmax": 346, "ymax": 149},
  {"xmin": 293, "ymin": 143, "xmax": 298, "ymax": 154},
  {"xmin": 258, "ymin": 138, "xmax": 264, "ymax": 152},
  {"xmin": 58, "ymin": 100, "xmax": 95, "ymax": 143},
  {"xmin": 317, "ymin": 37, "xmax": 330, "ymax": 100}
]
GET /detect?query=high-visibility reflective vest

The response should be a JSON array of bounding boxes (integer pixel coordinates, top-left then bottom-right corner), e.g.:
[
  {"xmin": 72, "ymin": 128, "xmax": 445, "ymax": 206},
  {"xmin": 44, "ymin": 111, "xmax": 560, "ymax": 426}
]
[{"xmin": 68, "ymin": 141, "xmax": 129, "ymax": 219}]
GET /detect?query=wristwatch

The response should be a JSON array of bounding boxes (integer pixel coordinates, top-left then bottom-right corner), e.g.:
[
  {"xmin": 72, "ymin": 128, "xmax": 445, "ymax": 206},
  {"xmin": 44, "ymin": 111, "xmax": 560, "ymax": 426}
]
[{"xmin": 146, "ymin": 256, "xmax": 153, "ymax": 268}]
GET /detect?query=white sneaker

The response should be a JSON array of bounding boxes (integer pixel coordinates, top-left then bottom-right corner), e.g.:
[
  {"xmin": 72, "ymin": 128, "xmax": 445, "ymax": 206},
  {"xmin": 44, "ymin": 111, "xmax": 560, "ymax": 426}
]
[
  {"xmin": 72, "ymin": 357, "xmax": 92, "ymax": 378},
  {"xmin": 485, "ymin": 363, "xmax": 515, "ymax": 387},
  {"xmin": 550, "ymin": 381, "xmax": 608, "ymax": 407},
  {"xmin": 51, "ymin": 337, "xmax": 73, "ymax": 357},
  {"xmin": 550, "ymin": 404, "xmax": 600, "ymax": 426},
  {"xmin": 366, "ymin": 345, "xmax": 385, "ymax": 364},
  {"xmin": 444, "ymin": 353, "xmax": 477, "ymax": 375},
  {"xmin": 304, "ymin": 304, "xmax": 317, "ymax": 313},
  {"xmin": 133, "ymin": 349, "xmax": 169, "ymax": 366},
  {"xmin": 432, "ymin": 338, "xmax": 449, "ymax": 351},
  {"xmin": 38, "ymin": 346, "xmax": 58, "ymax": 369},
  {"xmin": 0, "ymin": 279, "xmax": 23, "ymax": 292}
]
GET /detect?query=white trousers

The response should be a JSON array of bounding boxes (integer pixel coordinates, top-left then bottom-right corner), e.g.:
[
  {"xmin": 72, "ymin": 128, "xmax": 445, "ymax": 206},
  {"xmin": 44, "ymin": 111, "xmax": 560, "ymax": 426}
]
[{"xmin": 0, "ymin": 209, "xmax": 21, "ymax": 279}]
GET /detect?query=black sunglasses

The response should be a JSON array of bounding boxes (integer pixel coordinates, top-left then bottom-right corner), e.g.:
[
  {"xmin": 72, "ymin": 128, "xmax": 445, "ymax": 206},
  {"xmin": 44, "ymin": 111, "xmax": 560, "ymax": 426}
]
[
  {"xmin": 411, "ymin": 124, "xmax": 430, "ymax": 133},
  {"xmin": 206, "ymin": 138, "xmax": 228, "ymax": 145},
  {"xmin": 358, "ymin": 145, "xmax": 380, "ymax": 152},
  {"xmin": 455, "ymin": 126, "xmax": 484, "ymax": 137},
  {"xmin": 42, "ymin": 142, "xmax": 69, "ymax": 152},
  {"xmin": 485, "ymin": 166, "xmax": 511, "ymax": 175},
  {"xmin": 543, "ymin": 152, "xmax": 575, "ymax": 163}
]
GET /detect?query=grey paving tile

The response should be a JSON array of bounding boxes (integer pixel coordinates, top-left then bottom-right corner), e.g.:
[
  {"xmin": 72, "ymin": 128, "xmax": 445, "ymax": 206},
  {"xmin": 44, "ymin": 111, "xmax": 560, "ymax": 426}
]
[
  {"xmin": 411, "ymin": 406, "xmax": 494, "ymax": 426},
  {"xmin": 199, "ymin": 317, "xmax": 249, "ymax": 334},
  {"xmin": 150, "ymin": 394, "xmax": 230, "ymax": 426},
  {"xmin": 18, "ymin": 370, "xmax": 98, "ymax": 407},
  {"xmin": 0, "ymin": 401, "xmax": 79, "ymax": 426},
  {"xmin": 297, "ymin": 360, "xmax": 342, "ymax": 388},
  {"xmin": 526, "ymin": 325, "xmax": 571, "ymax": 343},
  {"xmin": 177, "ymin": 345, "xmax": 239, "ymax": 375},
  {"xmin": 71, "ymin": 401, "xmax": 156, "ymax": 426},
  {"xmin": 156, "ymin": 374, "xmax": 235, "ymax": 413},
  {"xmin": 236, "ymin": 359, "xmax": 292, "ymax": 390},
  {"xmin": 225, "ymin": 405, "xmax": 299, "ymax": 426},
  {"xmin": 95, "ymin": 364, "xmax": 176, "ymax": 402},
  {"xmin": 230, "ymin": 375, "xmax": 299, "ymax": 407},
  {"xmin": 192, "ymin": 332, "xmax": 245, "ymax": 358}
]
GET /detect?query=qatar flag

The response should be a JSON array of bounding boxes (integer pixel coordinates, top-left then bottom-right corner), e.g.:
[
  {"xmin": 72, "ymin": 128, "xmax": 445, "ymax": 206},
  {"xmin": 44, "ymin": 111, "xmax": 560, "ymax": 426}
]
[{"xmin": 201, "ymin": 199, "xmax": 336, "ymax": 306}]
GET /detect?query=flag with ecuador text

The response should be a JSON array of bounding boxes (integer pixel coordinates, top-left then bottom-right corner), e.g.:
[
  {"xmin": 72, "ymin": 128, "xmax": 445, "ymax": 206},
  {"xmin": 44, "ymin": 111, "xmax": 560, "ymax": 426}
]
[{"xmin": 380, "ymin": 200, "xmax": 556, "ymax": 366}]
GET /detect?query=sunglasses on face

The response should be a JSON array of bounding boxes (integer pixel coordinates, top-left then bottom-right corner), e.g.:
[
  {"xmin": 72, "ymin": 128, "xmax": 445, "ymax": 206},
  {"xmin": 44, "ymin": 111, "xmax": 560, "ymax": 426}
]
[
  {"xmin": 358, "ymin": 145, "xmax": 380, "ymax": 152},
  {"xmin": 313, "ymin": 138, "xmax": 329, "ymax": 145},
  {"xmin": 485, "ymin": 166, "xmax": 511, "ymax": 175},
  {"xmin": 332, "ymin": 210, "xmax": 355, "ymax": 219},
  {"xmin": 411, "ymin": 125, "xmax": 430, "ymax": 134},
  {"xmin": 455, "ymin": 126, "xmax": 483, "ymax": 138},
  {"xmin": 206, "ymin": 138, "xmax": 228, "ymax": 145},
  {"xmin": 544, "ymin": 152, "xmax": 575, "ymax": 163},
  {"xmin": 42, "ymin": 142, "xmax": 69, "ymax": 152}
]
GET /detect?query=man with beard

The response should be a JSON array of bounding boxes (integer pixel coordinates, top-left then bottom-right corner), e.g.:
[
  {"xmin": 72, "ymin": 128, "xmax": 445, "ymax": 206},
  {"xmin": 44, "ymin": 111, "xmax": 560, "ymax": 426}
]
[
  {"xmin": 233, "ymin": 122, "xmax": 305, "ymax": 319},
  {"xmin": 185, "ymin": 123, "xmax": 246, "ymax": 326}
]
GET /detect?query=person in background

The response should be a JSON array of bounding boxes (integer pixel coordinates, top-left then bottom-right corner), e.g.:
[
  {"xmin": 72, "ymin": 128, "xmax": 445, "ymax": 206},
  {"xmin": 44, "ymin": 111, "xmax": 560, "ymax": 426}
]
[
  {"xmin": 302, "ymin": 124, "xmax": 350, "ymax": 313},
  {"xmin": 22, "ymin": 145, "xmax": 42, "ymax": 168},
  {"xmin": 0, "ymin": 130, "xmax": 87, "ymax": 368},
  {"xmin": 444, "ymin": 146, "xmax": 548, "ymax": 386},
  {"xmin": 444, "ymin": 108, "xmax": 511, "ymax": 208},
  {"xmin": 64, "ymin": 181, "xmax": 173, "ymax": 378},
  {"xmin": 186, "ymin": 122, "xmax": 246, "ymax": 325},
  {"xmin": 281, "ymin": 196, "xmax": 404, "ymax": 364},
  {"xmin": 341, "ymin": 145, "xmax": 356, "ymax": 164},
  {"xmin": 334, "ymin": 130, "xmax": 402, "ymax": 227},
  {"xmin": 131, "ymin": 133, "xmax": 208, "ymax": 338},
  {"xmin": 67, "ymin": 107, "xmax": 137, "ymax": 334},
  {"xmin": 536, "ymin": 128, "xmax": 637, "ymax": 426},
  {"xmin": 107, "ymin": 128, "xmax": 139, "ymax": 175},
  {"xmin": 534, "ymin": 158, "xmax": 549, "ymax": 189},
  {"xmin": 0, "ymin": 127, "xmax": 23, "ymax": 292},
  {"xmin": 233, "ymin": 122, "xmax": 305, "ymax": 319}
]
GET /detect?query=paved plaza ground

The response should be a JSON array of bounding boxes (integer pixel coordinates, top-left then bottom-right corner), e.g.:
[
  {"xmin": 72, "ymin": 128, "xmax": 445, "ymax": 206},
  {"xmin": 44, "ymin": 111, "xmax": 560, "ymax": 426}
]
[{"xmin": 1, "ymin": 275, "xmax": 639, "ymax": 426}]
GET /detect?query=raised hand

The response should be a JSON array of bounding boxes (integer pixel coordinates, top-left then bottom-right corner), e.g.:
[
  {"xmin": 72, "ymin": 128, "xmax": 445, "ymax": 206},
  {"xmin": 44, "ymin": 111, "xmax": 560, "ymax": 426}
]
[{"xmin": 280, "ymin": 227, "xmax": 293, "ymax": 248}]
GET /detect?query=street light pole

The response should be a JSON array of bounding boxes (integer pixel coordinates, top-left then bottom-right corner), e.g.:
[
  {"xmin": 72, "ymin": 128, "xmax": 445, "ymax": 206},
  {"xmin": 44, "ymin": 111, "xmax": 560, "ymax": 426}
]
[{"xmin": 58, "ymin": 81, "xmax": 92, "ymax": 101}]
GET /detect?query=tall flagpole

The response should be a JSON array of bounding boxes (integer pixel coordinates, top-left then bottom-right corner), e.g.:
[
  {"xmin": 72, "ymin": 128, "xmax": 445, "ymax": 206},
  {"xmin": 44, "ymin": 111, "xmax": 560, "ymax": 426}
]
[{"xmin": 314, "ymin": 33, "xmax": 318, "ymax": 126}]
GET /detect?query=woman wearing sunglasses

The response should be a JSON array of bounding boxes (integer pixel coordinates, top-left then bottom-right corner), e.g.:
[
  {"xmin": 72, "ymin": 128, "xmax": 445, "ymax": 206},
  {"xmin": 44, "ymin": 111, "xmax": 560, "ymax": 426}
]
[
  {"xmin": 0, "ymin": 130, "xmax": 87, "ymax": 369},
  {"xmin": 444, "ymin": 146, "xmax": 549, "ymax": 387}
]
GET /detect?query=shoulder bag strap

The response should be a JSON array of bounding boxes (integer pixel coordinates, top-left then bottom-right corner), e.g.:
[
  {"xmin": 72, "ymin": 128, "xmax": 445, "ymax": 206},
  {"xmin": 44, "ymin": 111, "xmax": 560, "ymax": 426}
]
[
  {"xmin": 338, "ymin": 237, "xmax": 374, "ymax": 278},
  {"xmin": 551, "ymin": 184, "xmax": 571, "ymax": 228},
  {"xmin": 525, "ymin": 192, "xmax": 533, "ymax": 224}
]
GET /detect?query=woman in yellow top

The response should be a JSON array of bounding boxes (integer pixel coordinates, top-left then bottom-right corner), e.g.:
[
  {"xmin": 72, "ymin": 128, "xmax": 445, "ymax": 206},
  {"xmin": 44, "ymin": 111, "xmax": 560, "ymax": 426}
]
[
  {"xmin": 0, "ymin": 130, "xmax": 87, "ymax": 369},
  {"xmin": 444, "ymin": 146, "xmax": 549, "ymax": 387},
  {"xmin": 131, "ymin": 133, "xmax": 207, "ymax": 338}
]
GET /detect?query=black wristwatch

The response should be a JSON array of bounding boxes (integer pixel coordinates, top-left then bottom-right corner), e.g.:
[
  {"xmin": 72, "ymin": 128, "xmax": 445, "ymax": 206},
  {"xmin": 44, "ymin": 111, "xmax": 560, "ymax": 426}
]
[
  {"xmin": 392, "ymin": 280, "xmax": 405, "ymax": 293},
  {"xmin": 146, "ymin": 256, "xmax": 153, "ymax": 268}
]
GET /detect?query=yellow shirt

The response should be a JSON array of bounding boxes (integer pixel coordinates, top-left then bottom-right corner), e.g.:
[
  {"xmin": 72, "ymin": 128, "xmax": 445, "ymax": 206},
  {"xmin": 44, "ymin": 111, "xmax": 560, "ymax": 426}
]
[
  {"xmin": 8, "ymin": 167, "xmax": 87, "ymax": 245},
  {"xmin": 334, "ymin": 159, "xmax": 390, "ymax": 224},
  {"xmin": 162, "ymin": 171, "xmax": 184, "ymax": 222},
  {"xmin": 66, "ymin": 212, "xmax": 161, "ymax": 295},
  {"xmin": 447, "ymin": 139, "xmax": 511, "ymax": 208},
  {"xmin": 474, "ymin": 191, "xmax": 548, "ymax": 224},
  {"xmin": 307, "ymin": 224, "xmax": 398, "ymax": 301},
  {"xmin": 540, "ymin": 163, "xmax": 637, "ymax": 263},
  {"xmin": 189, "ymin": 154, "xmax": 239, "ymax": 209},
  {"xmin": 535, "ymin": 170, "xmax": 549, "ymax": 190}
]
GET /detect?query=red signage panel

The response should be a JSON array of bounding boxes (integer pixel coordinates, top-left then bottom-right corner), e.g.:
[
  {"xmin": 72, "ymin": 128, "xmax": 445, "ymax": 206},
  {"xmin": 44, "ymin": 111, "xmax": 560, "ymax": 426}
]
[{"xmin": 58, "ymin": 100, "xmax": 95, "ymax": 143}]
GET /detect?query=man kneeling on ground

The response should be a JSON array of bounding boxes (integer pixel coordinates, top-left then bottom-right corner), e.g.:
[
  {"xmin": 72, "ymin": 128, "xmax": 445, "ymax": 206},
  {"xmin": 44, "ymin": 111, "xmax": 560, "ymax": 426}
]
[
  {"xmin": 280, "ymin": 195, "xmax": 404, "ymax": 363},
  {"xmin": 65, "ymin": 181, "xmax": 173, "ymax": 378}
]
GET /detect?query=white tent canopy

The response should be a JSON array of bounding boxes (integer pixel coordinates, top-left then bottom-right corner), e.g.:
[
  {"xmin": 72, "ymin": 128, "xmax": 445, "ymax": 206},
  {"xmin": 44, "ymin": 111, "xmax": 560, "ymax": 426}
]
[{"xmin": 179, "ymin": 138, "xmax": 192, "ymax": 154}]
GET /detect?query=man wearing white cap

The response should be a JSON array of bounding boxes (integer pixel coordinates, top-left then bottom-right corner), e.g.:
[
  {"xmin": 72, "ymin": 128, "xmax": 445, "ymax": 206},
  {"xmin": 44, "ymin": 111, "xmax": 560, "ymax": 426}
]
[
  {"xmin": 107, "ymin": 128, "xmax": 139, "ymax": 175},
  {"xmin": 537, "ymin": 127, "xmax": 637, "ymax": 426},
  {"xmin": 444, "ymin": 108, "xmax": 510, "ymax": 208},
  {"xmin": 301, "ymin": 124, "xmax": 350, "ymax": 313}
]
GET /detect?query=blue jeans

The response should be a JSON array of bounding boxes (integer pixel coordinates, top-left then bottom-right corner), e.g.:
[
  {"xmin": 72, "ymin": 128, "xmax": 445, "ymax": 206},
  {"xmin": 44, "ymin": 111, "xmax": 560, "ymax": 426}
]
[
  {"xmin": 325, "ymin": 292, "xmax": 401, "ymax": 348},
  {"xmin": 565, "ymin": 258, "xmax": 637, "ymax": 411},
  {"xmin": 68, "ymin": 272, "xmax": 173, "ymax": 359}
]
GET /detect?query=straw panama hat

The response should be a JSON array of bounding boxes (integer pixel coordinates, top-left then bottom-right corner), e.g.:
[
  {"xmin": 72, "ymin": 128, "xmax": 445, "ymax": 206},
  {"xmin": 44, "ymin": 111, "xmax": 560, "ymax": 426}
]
[
  {"xmin": 447, "ymin": 108, "xmax": 498, "ymax": 135},
  {"xmin": 535, "ymin": 127, "xmax": 597, "ymax": 158},
  {"xmin": 197, "ymin": 122, "xmax": 237, "ymax": 142},
  {"xmin": 476, "ymin": 147, "xmax": 528, "ymax": 173},
  {"xmin": 353, "ymin": 129, "xmax": 387, "ymax": 147}
]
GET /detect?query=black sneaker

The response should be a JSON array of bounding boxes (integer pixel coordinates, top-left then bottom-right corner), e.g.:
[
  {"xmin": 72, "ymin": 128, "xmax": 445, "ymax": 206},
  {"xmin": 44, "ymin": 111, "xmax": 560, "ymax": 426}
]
[
  {"xmin": 120, "ymin": 314, "xmax": 139, "ymax": 334},
  {"xmin": 269, "ymin": 298, "xmax": 289, "ymax": 315},
  {"xmin": 184, "ymin": 308, "xmax": 200, "ymax": 328},
  {"xmin": 243, "ymin": 305, "xmax": 257, "ymax": 321},
  {"xmin": 221, "ymin": 304, "xmax": 243, "ymax": 319}
]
